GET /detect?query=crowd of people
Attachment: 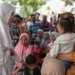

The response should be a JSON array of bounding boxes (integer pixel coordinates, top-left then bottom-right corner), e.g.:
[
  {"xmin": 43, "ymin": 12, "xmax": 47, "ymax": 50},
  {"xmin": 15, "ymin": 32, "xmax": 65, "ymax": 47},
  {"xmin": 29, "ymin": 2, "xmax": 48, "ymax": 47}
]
[{"xmin": 0, "ymin": 2, "xmax": 75, "ymax": 75}]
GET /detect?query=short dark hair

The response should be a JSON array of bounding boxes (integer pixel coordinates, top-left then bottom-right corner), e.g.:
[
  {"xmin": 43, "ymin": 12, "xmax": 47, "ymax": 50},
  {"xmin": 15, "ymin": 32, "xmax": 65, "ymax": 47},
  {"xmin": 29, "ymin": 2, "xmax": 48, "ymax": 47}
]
[
  {"xmin": 31, "ymin": 14, "xmax": 35, "ymax": 17},
  {"xmin": 34, "ymin": 41, "xmax": 40, "ymax": 47},
  {"xmin": 26, "ymin": 54, "xmax": 37, "ymax": 64},
  {"xmin": 58, "ymin": 18, "xmax": 74, "ymax": 33},
  {"xmin": 43, "ymin": 15, "xmax": 47, "ymax": 18},
  {"xmin": 35, "ymin": 13, "xmax": 40, "ymax": 16},
  {"xmin": 13, "ymin": 15, "xmax": 23, "ymax": 24},
  {"xmin": 14, "ymin": 14, "xmax": 23, "ymax": 20}
]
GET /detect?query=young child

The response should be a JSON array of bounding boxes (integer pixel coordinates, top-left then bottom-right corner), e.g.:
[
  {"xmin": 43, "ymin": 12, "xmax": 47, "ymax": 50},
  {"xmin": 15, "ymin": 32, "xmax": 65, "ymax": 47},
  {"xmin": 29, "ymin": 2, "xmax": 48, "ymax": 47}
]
[
  {"xmin": 32, "ymin": 41, "xmax": 41, "ymax": 60},
  {"xmin": 15, "ymin": 33, "xmax": 32, "ymax": 61},
  {"xmin": 24, "ymin": 54, "xmax": 41, "ymax": 75},
  {"xmin": 47, "ymin": 18, "xmax": 75, "ymax": 70},
  {"xmin": 12, "ymin": 54, "xmax": 41, "ymax": 75}
]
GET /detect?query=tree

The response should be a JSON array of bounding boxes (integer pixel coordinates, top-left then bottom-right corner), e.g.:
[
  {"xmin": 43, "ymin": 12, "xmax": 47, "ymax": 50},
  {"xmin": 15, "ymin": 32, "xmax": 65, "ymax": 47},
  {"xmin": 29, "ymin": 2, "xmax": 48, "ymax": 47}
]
[
  {"xmin": 62, "ymin": 0, "xmax": 75, "ymax": 6},
  {"xmin": 3, "ymin": 0, "xmax": 46, "ymax": 17},
  {"xmin": 61, "ymin": 0, "xmax": 75, "ymax": 12}
]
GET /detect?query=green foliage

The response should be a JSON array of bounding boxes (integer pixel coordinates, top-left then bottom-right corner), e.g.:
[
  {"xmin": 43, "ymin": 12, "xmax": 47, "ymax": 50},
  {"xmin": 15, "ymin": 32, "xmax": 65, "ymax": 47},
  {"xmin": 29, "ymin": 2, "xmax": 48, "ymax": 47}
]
[
  {"xmin": 62, "ymin": 0, "xmax": 75, "ymax": 6},
  {"xmin": 47, "ymin": 6, "xmax": 50, "ymax": 10},
  {"xmin": 3, "ymin": 0, "xmax": 46, "ymax": 17}
]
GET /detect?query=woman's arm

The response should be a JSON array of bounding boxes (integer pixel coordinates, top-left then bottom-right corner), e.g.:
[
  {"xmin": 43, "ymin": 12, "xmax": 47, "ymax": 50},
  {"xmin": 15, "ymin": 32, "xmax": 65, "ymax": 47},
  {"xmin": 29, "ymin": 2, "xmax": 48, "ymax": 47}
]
[
  {"xmin": 12, "ymin": 62, "xmax": 23, "ymax": 75},
  {"xmin": 47, "ymin": 43, "xmax": 60, "ymax": 57},
  {"xmin": 57, "ymin": 52, "xmax": 75, "ymax": 62},
  {"xmin": 12, "ymin": 68, "xmax": 20, "ymax": 75}
]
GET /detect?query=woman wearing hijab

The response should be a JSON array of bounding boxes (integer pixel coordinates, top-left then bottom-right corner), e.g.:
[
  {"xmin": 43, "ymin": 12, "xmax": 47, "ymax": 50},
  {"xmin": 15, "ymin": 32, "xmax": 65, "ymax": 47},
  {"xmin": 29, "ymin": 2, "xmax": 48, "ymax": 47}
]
[
  {"xmin": 15, "ymin": 33, "xmax": 32, "ymax": 60},
  {"xmin": 35, "ymin": 29, "xmax": 44, "ymax": 42},
  {"xmin": 0, "ymin": 2, "xmax": 20, "ymax": 75},
  {"xmin": 0, "ymin": 2, "xmax": 15, "ymax": 48}
]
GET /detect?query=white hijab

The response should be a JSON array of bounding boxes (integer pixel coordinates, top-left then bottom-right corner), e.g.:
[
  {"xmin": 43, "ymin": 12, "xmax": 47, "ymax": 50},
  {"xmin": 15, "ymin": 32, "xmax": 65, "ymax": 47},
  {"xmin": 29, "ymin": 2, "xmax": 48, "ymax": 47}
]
[
  {"xmin": 0, "ymin": 2, "xmax": 15, "ymax": 49},
  {"xmin": 0, "ymin": 3, "xmax": 21, "ymax": 75}
]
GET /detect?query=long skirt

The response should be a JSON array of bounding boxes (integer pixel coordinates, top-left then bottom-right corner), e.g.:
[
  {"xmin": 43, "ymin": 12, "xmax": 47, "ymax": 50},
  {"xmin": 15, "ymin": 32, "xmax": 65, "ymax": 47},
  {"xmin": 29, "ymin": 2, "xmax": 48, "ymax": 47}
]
[{"xmin": 41, "ymin": 57, "xmax": 65, "ymax": 75}]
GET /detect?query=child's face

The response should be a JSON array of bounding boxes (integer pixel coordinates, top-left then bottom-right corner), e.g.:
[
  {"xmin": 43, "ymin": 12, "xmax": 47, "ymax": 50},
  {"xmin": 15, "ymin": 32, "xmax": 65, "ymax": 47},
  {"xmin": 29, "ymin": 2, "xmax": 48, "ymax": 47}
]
[
  {"xmin": 34, "ymin": 44, "xmax": 39, "ymax": 48},
  {"xmin": 57, "ymin": 23, "xmax": 65, "ymax": 35},
  {"xmin": 27, "ymin": 64, "xmax": 36, "ymax": 70},
  {"xmin": 20, "ymin": 36, "xmax": 28, "ymax": 45}
]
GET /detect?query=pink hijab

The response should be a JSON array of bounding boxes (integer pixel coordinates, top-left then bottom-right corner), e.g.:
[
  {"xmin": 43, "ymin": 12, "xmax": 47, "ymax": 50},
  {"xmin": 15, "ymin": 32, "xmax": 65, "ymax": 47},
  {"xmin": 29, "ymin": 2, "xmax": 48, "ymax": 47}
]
[{"xmin": 15, "ymin": 33, "xmax": 32, "ymax": 60}]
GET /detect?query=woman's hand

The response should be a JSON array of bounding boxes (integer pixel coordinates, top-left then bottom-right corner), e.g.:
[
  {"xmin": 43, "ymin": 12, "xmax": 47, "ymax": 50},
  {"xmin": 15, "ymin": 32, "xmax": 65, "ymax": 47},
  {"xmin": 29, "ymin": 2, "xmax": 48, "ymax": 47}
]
[
  {"xmin": 16, "ymin": 62, "xmax": 23, "ymax": 70},
  {"xmin": 12, "ymin": 62, "xmax": 23, "ymax": 75}
]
